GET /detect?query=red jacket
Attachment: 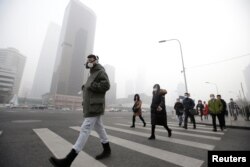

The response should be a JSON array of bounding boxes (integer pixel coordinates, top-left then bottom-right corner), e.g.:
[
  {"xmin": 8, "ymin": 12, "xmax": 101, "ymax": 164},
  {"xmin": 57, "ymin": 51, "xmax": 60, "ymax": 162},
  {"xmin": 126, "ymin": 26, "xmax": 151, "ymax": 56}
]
[{"xmin": 203, "ymin": 104, "xmax": 209, "ymax": 115}]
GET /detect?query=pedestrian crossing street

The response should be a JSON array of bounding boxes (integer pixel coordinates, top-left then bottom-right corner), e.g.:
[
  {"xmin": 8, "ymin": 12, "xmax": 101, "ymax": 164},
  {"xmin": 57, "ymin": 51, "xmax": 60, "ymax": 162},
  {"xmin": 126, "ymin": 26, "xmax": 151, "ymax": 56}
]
[
  {"xmin": 33, "ymin": 128, "xmax": 106, "ymax": 167},
  {"xmin": 33, "ymin": 122, "xmax": 226, "ymax": 167}
]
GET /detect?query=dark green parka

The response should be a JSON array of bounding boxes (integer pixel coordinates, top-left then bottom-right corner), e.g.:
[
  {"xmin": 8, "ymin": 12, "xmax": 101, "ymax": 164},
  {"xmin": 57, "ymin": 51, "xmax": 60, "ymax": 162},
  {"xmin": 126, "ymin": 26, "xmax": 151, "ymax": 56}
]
[{"xmin": 82, "ymin": 64, "xmax": 110, "ymax": 117}]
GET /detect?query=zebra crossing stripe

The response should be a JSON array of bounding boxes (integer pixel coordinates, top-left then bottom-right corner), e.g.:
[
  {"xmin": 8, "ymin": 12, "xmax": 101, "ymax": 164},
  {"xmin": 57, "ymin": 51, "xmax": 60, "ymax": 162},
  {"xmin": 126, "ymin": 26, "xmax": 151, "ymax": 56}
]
[
  {"xmin": 70, "ymin": 126, "xmax": 204, "ymax": 167},
  {"xmin": 129, "ymin": 122, "xmax": 213, "ymax": 130},
  {"xmin": 162, "ymin": 126, "xmax": 224, "ymax": 135},
  {"xmin": 130, "ymin": 122, "xmax": 227, "ymax": 131},
  {"xmin": 121, "ymin": 123, "xmax": 221, "ymax": 140},
  {"xmin": 168, "ymin": 122, "xmax": 207, "ymax": 127},
  {"xmin": 107, "ymin": 125, "xmax": 214, "ymax": 150},
  {"xmin": 144, "ymin": 121, "xmax": 207, "ymax": 127},
  {"xmin": 33, "ymin": 128, "xmax": 106, "ymax": 167},
  {"xmin": 139, "ymin": 122, "xmax": 225, "ymax": 135},
  {"xmin": 164, "ymin": 122, "xmax": 227, "ymax": 131},
  {"xmin": 169, "ymin": 123, "xmax": 227, "ymax": 131}
]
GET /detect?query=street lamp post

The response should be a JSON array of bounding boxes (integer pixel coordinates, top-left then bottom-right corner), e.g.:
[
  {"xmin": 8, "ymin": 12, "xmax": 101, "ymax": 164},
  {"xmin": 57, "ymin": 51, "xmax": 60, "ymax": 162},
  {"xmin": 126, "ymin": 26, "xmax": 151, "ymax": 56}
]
[
  {"xmin": 159, "ymin": 39, "xmax": 188, "ymax": 93},
  {"xmin": 205, "ymin": 82, "xmax": 219, "ymax": 95}
]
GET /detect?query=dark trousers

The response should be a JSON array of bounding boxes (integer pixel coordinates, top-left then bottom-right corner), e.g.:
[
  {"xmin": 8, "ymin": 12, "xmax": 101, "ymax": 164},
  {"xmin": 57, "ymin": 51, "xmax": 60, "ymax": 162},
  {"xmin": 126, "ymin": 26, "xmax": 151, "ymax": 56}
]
[
  {"xmin": 211, "ymin": 114, "xmax": 223, "ymax": 130},
  {"xmin": 151, "ymin": 124, "xmax": 171, "ymax": 136},
  {"xmin": 200, "ymin": 111, "xmax": 203, "ymax": 120},
  {"xmin": 220, "ymin": 112, "xmax": 226, "ymax": 127},
  {"xmin": 184, "ymin": 111, "xmax": 196, "ymax": 128},
  {"xmin": 132, "ymin": 115, "xmax": 145, "ymax": 126}
]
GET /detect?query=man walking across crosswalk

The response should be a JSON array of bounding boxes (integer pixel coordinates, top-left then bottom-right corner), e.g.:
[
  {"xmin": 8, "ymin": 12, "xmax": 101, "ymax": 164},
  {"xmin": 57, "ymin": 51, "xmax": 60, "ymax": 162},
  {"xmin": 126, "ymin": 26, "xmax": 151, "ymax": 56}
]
[
  {"xmin": 49, "ymin": 54, "xmax": 111, "ymax": 167},
  {"xmin": 183, "ymin": 92, "xmax": 196, "ymax": 129},
  {"xmin": 208, "ymin": 94, "xmax": 223, "ymax": 132},
  {"xmin": 216, "ymin": 95, "xmax": 227, "ymax": 129}
]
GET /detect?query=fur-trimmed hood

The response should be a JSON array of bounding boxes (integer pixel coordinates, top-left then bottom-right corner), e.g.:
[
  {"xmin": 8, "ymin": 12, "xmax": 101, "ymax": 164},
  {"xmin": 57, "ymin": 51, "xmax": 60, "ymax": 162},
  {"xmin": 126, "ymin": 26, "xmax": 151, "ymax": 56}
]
[{"xmin": 159, "ymin": 89, "xmax": 167, "ymax": 95}]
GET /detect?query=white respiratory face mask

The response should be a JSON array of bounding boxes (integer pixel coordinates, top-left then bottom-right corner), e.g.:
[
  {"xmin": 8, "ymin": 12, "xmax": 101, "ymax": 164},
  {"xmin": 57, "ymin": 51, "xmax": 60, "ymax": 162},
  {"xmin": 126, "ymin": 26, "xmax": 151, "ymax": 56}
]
[
  {"xmin": 87, "ymin": 62, "xmax": 94, "ymax": 68},
  {"xmin": 153, "ymin": 88, "xmax": 157, "ymax": 92}
]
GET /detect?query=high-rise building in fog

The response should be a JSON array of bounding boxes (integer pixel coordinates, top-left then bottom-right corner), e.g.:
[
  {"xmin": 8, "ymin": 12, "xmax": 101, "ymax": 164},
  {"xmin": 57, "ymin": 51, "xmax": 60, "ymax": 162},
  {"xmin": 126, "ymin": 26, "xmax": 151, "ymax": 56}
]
[
  {"xmin": 243, "ymin": 64, "xmax": 250, "ymax": 100},
  {"xmin": 50, "ymin": 0, "xmax": 96, "ymax": 96},
  {"xmin": 104, "ymin": 64, "xmax": 117, "ymax": 105},
  {"xmin": 46, "ymin": 0, "xmax": 96, "ymax": 109},
  {"xmin": 0, "ymin": 48, "xmax": 26, "ymax": 103},
  {"xmin": 30, "ymin": 23, "xmax": 61, "ymax": 99},
  {"xmin": 125, "ymin": 79, "xmax": 135, "ymax": 98},
  {"xmin": 135, "ymin": 67, "xmax": 146, "ymax": 94}
]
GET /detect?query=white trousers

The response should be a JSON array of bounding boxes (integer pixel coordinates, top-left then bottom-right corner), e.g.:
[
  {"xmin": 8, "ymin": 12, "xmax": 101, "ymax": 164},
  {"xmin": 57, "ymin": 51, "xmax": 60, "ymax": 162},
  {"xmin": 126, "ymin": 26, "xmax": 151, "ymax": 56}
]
[{"xmin": 73, "ymin": 116, "xmax": 109, "ymax": 153}]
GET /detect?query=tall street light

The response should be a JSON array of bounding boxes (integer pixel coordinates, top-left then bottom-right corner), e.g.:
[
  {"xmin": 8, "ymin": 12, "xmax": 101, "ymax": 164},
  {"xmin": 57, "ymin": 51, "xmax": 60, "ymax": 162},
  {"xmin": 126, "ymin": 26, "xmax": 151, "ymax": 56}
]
[
  {"xmin": 159, "ymin": 39, "xmax": 188, "ymax": 93},
  {"xmin": 205, "ymin": 81, "xmax": 219, "ymax": 95}
]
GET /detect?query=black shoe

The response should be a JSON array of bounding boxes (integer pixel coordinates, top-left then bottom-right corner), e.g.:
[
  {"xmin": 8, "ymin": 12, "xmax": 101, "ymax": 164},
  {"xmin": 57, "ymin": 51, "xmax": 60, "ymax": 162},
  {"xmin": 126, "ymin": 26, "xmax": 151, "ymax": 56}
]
[
  {"xmin": 95, "ymin": 142, "xmax": 111, "ymax": 160},
  {"xmin": 143, "ymin": 122, "xmax": 146, "ymax": 127},
  {"xmin": 213, "ymin": 129, "xmax": 217, "ymax": 132},
  {"xmin": 193, "ymin": 125, "xmax": 196, "ymax": 129},
  {"xmin": 148, "ymin": 135, "xmax": 155, "ymax": 140},
  {"xmin": 183, "ymin": 126, "xmax": 187, "ymax": 129},
  {"xmin": 130, "ymin": 125, "xmax": 135, "ymax": 128},
  {"xmin": 50, "ymin": 157, "xmax": 63, "ymax": 167},
  {"xmin": 49, "ymin": 149, "xmax": 78, "ymax": 167},
  {"xmin": 168, "ymin": 129, "xmax": 172, "ymax": 137}
]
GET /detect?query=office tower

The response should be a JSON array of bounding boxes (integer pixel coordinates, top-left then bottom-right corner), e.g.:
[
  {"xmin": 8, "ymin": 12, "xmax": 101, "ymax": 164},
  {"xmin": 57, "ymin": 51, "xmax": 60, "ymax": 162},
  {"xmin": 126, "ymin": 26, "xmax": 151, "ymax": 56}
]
[
  {"xmin": 104, "ymin": 64, "xmax": 117, "ymax": 105},
  {"xmin": 0, "ymin": 48, "xmax": 26, "ymax": 103},
  {"xmin": 30, "ymin": 23, "xmax": 60, "ymax": 98},
  {"xmin": 50, "ymin": 0, "xmax": 96, "ymax": 96},
  {"xmin": 47, "ymin": 0, "xmax": 96, "ymax": 109}
]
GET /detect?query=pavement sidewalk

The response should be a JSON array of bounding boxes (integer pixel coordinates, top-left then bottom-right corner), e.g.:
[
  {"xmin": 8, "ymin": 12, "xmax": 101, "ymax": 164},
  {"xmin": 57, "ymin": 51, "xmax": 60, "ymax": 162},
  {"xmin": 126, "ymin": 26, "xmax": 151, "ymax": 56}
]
[
  {"xmin": 195, "ymin": 115, "xmax": 250, "ymax": 130},
  {"xmin": 170, "ymin": 114, "xmax": 250, "ymax": 130}
]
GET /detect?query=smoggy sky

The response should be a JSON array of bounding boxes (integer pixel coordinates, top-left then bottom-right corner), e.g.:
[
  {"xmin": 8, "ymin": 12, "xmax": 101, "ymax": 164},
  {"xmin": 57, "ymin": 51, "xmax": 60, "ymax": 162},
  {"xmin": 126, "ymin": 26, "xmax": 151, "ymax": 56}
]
[{"xmin": 0, "ymin": 0, "xmax": 249, "ymax": 105}]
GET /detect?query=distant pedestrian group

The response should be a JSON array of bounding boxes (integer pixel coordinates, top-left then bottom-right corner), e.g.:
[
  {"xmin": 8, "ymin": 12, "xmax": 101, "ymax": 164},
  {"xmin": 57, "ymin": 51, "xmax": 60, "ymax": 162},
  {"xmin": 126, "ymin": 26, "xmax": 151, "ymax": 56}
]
[{"xmin": 173, "ymin": 92, "xmax": 242, "ymax": 132}]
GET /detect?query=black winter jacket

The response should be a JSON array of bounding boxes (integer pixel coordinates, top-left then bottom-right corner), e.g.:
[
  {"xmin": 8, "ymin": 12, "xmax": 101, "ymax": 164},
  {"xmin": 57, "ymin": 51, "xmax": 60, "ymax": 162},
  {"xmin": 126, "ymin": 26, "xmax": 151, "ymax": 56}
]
[
  {"xmin": 183, "ymin": 98, "xmax": 195, "ymax": 111},
  {"xmin": 174, "ymin": 102, "xmax": 184, "ymax": 115}
]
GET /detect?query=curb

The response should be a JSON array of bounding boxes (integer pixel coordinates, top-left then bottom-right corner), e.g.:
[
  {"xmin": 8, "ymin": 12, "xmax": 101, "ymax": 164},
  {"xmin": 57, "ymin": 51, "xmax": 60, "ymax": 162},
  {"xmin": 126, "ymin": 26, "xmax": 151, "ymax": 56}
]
[{"xmin": 196, "ymin": 122, "xmax": 250, "ymax": 130}]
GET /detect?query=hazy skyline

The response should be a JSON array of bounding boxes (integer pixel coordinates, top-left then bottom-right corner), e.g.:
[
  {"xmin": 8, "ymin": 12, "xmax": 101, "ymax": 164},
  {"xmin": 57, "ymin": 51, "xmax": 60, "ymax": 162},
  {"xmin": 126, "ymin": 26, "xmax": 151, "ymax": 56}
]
[
  {"xmin": 30, "ymin": 23, "xmax": 60, "ymax": 98},
  {"xmin": 50, "ymin": 0, "xmax": 96, "ymax": 96},
  {"xmin": 0, "ymin": 0, "xmax": 249, "ymax": 105}
]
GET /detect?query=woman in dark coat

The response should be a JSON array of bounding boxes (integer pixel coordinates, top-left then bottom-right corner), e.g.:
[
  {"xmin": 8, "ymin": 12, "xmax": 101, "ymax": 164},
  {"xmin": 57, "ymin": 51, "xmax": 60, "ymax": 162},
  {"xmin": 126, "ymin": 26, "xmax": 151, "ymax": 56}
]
[
  {"xmin": 148, "ymin": 84, "xmax": 172, "ymax": 139},
  {"xmin": 130, "ymin": 94, "xmax": 146, "ymax": 128}
]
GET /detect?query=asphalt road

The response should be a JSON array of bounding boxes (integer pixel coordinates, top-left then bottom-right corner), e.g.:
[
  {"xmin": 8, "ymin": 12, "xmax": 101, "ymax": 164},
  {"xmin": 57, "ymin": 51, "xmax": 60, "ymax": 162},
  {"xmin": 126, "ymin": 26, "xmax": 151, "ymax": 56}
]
[{"xmin": 0, "ymin": 109, "xmax": 249, "ymax": 167}]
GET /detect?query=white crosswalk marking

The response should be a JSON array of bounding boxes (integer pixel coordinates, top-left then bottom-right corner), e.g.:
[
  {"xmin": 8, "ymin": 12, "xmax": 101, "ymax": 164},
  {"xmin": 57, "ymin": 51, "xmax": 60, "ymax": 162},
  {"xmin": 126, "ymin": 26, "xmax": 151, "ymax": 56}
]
[
  {"xmin": 106, "ymin": 125, "xmax": 214, "ymax": 150},
  {"xmin": 130, "ymin": 122, "xmax": 212, "ymax": 130},
  {"xmin": 136, "ymin": 121, "xmax": 207, "ymax": 127},
  {"xmin": 161, "ymin": 126, "xmax": 224, "ymax": 135},
  {"xmin": 33, "ymin": 128, "xmax": 106, "ymax": 167},
  {"xmin": 168, "ymin": 122, "xmax": 206, "ymax": 127},
  {"xmin": 70, "ymin": 126, "xmax": 204, "ymax": 167},
  {"xmin": 130, "ymin": 122, "xmax": 227, "ymax": 131},
  {"xmin": 133, "ymin": 122, "xmax": 225, "ymax": 135},
  {"xmin": 155, "ymin": 121, "xmax": 207, "ymax": 127},
  {"xmin": 122, "ymin": 123, "xmax": 221, "ymax": 140},
  {"xmin": 168, "ymin": 123, "xmax": 227, "ymax": 131}
]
